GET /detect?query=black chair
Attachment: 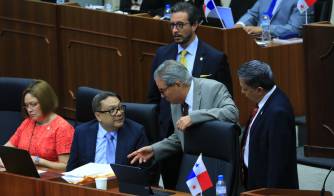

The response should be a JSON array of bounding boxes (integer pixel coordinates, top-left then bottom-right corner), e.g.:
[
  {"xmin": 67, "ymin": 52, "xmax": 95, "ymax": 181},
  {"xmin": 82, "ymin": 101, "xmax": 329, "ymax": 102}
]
[
  {"xmin": 75, "ymin": 86, "xmax": 103, "ymax": 123},
  {"xmin": 0, "ymin": 77, "xmax": 34, "ymax": 144},
  {"xmin": 176, "ymin": 120, "xmax": 240, "ymax": 196},
  {"xmin": 230, "ymin": 0, "xmax": 257, "ymax": 22},
  {"xmin": 313, "ymin": 0, "xmax": 333, "ymax": 22}
]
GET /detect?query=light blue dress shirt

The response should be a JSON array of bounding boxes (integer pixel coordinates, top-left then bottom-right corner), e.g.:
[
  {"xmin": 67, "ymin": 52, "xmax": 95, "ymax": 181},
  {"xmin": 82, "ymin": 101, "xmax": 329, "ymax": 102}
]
[{"xmin": 94, "ymin": 123, "xmax": 118, "ymax": 164}]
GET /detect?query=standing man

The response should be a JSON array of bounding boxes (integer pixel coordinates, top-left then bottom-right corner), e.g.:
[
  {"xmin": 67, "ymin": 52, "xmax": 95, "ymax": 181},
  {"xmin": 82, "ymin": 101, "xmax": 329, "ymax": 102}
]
[
  {"xmin": 147, "ymin": 2, "xmax": 232, "ymax": 188},
  {"xmin": 238, "ymin": 60, "xmax": 298, "ymax": 190},
  {"xmin": 129, "ymin": 60, "xmax": 238, "ymax": 167},
  {"xmin": 67, "ymin": 92, "xmax": 148, "ymax": 171}
]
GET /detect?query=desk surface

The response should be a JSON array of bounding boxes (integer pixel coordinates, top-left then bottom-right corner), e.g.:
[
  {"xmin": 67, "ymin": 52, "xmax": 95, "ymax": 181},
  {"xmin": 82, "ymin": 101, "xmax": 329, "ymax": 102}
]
[{"xmin": 0, "ymin": 170, "xmax": 190, "ymax": 196}]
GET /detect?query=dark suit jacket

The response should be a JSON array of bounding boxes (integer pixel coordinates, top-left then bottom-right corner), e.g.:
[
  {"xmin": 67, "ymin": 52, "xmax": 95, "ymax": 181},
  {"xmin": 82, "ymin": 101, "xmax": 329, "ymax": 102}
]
[
  {"xmin": 241, "ymin": 88, "xmax": 298, "ymax": 189},
  {"xmin": 147, "ymin": 40, "xmax": 232, "ymax": 139},
  {"xmin": 66, "ymin": 119, "xmax": 148, "ymax": 171}
]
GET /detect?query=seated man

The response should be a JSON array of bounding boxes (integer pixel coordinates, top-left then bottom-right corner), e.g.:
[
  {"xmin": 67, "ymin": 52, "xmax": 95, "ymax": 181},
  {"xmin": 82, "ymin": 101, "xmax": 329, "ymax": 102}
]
[
  {"xmin": 235, "ymin": 0, "xmax": 312, "ymax": 37},
  {"xmin": 128, "ymin": 60, "xmax": 238, "ymax": 165},
  {"xmin": 66, "ymin": 92, "xmax": 149, "ymax": 171}
]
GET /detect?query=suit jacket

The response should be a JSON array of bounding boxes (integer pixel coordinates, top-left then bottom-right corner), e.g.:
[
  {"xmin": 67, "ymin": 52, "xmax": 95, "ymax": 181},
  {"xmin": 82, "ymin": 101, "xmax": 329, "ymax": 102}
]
[
  {"xmin": 152, "ymin": 78, "xmax": 238, "ymax": 161},
  {"xmin": 66, "ymin": 119, "xmax": 148, "ymax": 171},
  {"xmin": 238, "ymin": 0, "xmax": 309, "ymax": 37},
  {"xmin": 241, "ymin": 88, "xmax": 298, "ymax": 189},
  {"xmin": 147, "ymin": 40, "xmax": 233, "ymax": 139}
]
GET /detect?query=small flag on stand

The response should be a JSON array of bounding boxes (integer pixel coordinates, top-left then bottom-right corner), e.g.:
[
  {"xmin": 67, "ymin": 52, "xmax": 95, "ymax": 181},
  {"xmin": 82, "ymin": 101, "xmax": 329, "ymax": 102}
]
[{"xmin": 186, "ymin": 154, "xmax": 213, "ymax": 196}]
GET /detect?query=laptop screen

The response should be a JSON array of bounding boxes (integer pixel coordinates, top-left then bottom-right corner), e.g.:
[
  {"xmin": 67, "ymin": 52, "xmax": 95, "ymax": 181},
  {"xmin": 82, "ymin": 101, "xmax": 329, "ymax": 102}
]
[{"xmin": 0, "ymin": 146, "xmax": 40, "ymax": 178}]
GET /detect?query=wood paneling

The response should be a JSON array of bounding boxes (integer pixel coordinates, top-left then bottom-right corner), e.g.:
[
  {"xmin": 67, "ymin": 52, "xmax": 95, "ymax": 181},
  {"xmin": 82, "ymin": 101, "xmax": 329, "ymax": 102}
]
[{"xmin": 0, "ymin": 0, "xmax": 306, "ymax": 124}]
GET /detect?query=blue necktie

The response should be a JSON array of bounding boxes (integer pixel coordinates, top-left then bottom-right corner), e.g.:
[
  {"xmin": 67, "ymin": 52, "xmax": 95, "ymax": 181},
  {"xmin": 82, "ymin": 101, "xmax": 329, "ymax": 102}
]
[
  {"xmin": 105, "ymin": 132, "xmax": 115, "ymax": 164},
  {"xmin": 266, "ymin": 0, "xmax": 278, "ymax": 19}
]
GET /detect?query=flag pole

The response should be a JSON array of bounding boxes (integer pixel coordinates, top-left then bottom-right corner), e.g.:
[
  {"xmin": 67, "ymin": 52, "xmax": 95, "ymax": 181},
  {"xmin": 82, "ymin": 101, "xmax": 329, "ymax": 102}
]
[
  {"xmin": 305, "ymin": 8, "xmax": 308, "ymax": 24},
  {"xmin": 212, "ymin": 1, "xmax": 226, "ymax": 29}
]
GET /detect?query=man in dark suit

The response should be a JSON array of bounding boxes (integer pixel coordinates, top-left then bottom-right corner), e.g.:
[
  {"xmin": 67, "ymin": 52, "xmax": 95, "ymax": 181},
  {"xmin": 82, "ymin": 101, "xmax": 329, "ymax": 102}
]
[
  {"xmin": 66, "ymin": 92, "xmax": 148, "ymax": 171},
  {"xmin": 147, "ymin": 2, "xmax": 232, "ymax": 188},
  {"xmin": 238, "ymin": 60, "xmax": 298, "ymax": 190}
]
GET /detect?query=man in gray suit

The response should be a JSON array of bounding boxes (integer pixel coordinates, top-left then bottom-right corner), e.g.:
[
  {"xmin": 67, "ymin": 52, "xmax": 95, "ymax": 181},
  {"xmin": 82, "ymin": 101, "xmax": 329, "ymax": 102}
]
[
  {"xmin": 128, "ymin": 60, "xmax": 238, "ymax": 163},
  {"xmin": 235, "ymin": 0, "xmax": 312, "ymax": 37}
]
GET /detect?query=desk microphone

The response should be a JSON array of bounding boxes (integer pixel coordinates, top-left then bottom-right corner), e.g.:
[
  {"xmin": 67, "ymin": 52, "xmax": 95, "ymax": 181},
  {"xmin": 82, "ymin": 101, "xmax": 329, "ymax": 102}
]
[{"xmin": 320, "ymin": 124, "xmax": 334, "ymax": 196}]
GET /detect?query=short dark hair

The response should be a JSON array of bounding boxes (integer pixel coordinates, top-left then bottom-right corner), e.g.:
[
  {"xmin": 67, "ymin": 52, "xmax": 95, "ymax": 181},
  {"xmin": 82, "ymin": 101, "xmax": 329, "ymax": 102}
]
[
  {"xmin": 91, "ymin": 92, "xmax": 121, "ymax": 113},
  {"xmin": 237, "ymin": 60, "xmax": 275, "ymax": 91},
  {"xmin": 171, "ymin": 2, "xmax": 200, "ymax": 25},
  {"xmin": 22, "ymin": 80, "xmax": 58, "ymax": 116}
]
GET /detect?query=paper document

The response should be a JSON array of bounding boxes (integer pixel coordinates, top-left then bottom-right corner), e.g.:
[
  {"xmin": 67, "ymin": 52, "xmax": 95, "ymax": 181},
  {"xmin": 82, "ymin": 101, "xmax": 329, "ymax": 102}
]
[{"xmin": 62, "ymin": 163, "xmax": 114, "ymax": 184}]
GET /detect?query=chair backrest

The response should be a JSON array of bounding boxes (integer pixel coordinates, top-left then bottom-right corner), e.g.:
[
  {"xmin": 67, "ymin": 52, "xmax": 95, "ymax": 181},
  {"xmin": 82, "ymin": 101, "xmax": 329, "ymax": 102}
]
[
  {"xmin": 75, "ymin": 87, "xmax": 159, "ymax": 144},
  {"xmin": 176, "ymin": 120, "xmax": 240, "ymax": 196},
  {"xmin": 230, "ymin": 0, "xmax": 257, "ymax": 22},
  {"xmin": 75, "ymin": 86, "xmax": 103, "ymax": 123},
  {"xmin": 0, "ymin": 77, "xmax": 34, "ymax": 144},
  {"xmin": 123, "ymin": 102, "xmax": 159, "ymax": 144},
  {"xmin": 314, "ymin": 0, "xmax": 333, "ymax": 22}
]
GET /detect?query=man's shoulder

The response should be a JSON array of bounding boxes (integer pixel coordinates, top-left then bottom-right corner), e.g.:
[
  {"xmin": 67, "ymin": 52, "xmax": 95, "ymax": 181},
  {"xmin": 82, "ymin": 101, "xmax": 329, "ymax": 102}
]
[
  {"xmin": 122, "ymin": 118, "xmax": 145, "ymax": 133},
  {"xmin": 156, "ymin": 43, "xmax": 177, "ymax": 54},
  {"xmin": 75, "ymin": 120, "xmax": 98, "ymax": 132},
  {"xmin": 198, "ymin": 39, "xmax": 223, "ymax": 55}
]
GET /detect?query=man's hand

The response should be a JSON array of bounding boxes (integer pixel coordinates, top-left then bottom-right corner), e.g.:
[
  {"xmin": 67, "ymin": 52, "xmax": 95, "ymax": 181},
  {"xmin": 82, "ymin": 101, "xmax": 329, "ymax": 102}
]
[
  {"xmin": 234, "ymin": 24, "xmax": 243, "ymax": 28},
  {"xmin": 243, "ymin": 26, "xmax": 262, "ymax": 35},
  {"xmin": 176, "ymin": 115, "xmax": 192, "ymax": 131},
  {"xmin": 127, "ymin": 146, "xmax": 154, "ymax": 164}
]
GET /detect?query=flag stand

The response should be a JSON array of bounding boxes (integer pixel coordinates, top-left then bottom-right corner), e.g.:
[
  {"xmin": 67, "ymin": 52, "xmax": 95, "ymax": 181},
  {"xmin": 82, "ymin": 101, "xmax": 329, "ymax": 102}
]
[{"xmin": 305, "ymin": 8, "xmax": 308, "ymax": 24}]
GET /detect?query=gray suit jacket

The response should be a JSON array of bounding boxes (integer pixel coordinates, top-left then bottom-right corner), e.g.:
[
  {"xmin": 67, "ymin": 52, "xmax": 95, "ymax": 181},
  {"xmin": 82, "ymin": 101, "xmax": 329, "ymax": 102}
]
[
  {"xmin": 152, "ymin": 78, "xmax": 239, "ymax": 161},
  {"xmin": 238, "ymin": 0, "xmax": 311, "ymax": 37}
]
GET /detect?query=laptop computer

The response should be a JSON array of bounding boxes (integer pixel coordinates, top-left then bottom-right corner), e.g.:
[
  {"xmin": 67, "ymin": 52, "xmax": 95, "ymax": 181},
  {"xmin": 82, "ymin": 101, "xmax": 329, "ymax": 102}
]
[
  {"xmin": 0, "ymin": 146, "xmax": 39, "ymax": 178},
  {"xmin": 207, "ymin": 6, "xmax": 235, "ymax": 29},
  {"xmin": 110, "ymin": 164, "xmax": 174, "ymax": 196}
]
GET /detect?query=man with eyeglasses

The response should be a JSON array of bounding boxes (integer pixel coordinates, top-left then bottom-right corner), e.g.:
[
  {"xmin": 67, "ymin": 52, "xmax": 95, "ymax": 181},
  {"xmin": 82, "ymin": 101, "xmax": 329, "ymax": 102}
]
[
  {"xmin": 66, "ymin": 92, "xmax": 148, "ymax": 171},
  {"xmin": 147, "ymin": 2, "xmax": 232, "ymax": 188}
]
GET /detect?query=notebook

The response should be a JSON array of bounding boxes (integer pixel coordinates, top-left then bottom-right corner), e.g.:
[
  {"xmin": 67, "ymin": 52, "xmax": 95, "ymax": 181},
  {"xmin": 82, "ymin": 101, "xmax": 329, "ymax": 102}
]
[
  {"xmin": 208, "ymin": 6, "xmax": 235, "ymax": 29},
  {"xmin": 0, "ymin": 146, "xmax": 39, "ymax": 178}
]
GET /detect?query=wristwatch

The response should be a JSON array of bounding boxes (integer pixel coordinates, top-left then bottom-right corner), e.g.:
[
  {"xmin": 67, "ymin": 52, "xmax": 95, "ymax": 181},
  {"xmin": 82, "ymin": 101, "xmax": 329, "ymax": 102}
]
[{"xmin": 34, "ymin": 156, "xmax": 40, "ymax": 164}]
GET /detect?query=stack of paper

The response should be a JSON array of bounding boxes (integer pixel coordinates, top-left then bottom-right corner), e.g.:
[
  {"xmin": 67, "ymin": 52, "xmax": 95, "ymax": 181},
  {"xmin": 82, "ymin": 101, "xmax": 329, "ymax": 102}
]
[{"xmin": 62, "ymin": 163, "xmax": 115, "ymax": 184}]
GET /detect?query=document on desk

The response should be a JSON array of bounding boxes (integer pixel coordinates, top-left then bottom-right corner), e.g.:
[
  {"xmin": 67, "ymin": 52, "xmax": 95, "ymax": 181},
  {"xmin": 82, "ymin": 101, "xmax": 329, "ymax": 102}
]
[{"xmin": 62, "ymin": 163, "xmax": 115, "ymax": 184}]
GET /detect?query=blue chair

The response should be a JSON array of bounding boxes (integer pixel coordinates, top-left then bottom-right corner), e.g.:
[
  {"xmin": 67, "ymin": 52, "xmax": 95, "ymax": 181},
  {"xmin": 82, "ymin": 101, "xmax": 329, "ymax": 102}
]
[{"xmin": 0, "ymin": 77, "xmax": 34, "ymax": 144}]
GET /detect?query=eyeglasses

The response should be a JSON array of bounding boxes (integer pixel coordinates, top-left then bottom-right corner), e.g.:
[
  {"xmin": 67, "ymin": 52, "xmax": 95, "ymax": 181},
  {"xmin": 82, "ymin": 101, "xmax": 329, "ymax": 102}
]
[
  {"xmin": 23, "ymin": 102, "xmax": 40, "ymax": 110},
  {"xmin": 98, "ymin": 105, "xmax": 126, "ymax": 116},
  {"xmin": 170, "ymin": 22, "xmax": 190, "ymax": 30}
]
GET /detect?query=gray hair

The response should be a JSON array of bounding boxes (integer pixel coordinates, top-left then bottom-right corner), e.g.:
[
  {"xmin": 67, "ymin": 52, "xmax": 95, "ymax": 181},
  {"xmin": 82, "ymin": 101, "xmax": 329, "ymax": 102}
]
[
  {"xmin": 154, "ymin": 60, "xmax": 192, "ymax": 86},
  {"xmin": 92, "ymin": 92, "xmax": 121, "ymax": 113},
  {"xmin": 237, "ymin": 60, "xmax": 275, "ymax": 91}
]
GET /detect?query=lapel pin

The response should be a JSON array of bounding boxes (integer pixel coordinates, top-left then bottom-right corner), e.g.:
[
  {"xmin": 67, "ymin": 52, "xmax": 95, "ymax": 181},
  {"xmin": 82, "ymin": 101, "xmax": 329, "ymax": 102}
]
[{"xmin": 200, "ymin": 57, "xmax": 203, "ymax": 61}]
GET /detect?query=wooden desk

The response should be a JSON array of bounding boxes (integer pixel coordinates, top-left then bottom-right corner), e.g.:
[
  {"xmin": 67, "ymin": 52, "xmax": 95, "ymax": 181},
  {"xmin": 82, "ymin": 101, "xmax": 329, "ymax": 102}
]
[
  {"xmin": 241, "ymin": 188, "xmax": 332, "ymax": 196},
  {"xmin": 0, "ymin": 0, "xmax": 306, "ymax": 124},
  {"xmin": 0, "ymin": 171, "xmax": 189, "ymax": 196}
]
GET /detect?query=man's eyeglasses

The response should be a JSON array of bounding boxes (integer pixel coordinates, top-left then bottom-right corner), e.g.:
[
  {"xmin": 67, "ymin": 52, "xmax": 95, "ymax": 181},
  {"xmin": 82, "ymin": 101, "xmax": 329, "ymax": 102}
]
[
  {"xmin": 170, "ymin": 22, "xmax": 190, "ymax": 30},
  {"xmin": 158, "ymin": 83, "xmax": 176, "ymax": 95},
  {"xmin": 98, "ymin": 105, "xmax": 126, "ymax": 116}
]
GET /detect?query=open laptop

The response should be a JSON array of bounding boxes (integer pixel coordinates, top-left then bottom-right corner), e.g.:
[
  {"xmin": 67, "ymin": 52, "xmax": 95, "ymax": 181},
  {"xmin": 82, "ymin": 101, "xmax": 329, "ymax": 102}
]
[
  {"xmin": 208, "ymin": 6, "xmax": 235, "ymax": 29},
  {"xmin": 0, "ymin": 146, "xmax": 40, "ymax": 178},
  {"xmin": 110, "ymin": 164, "xmax": 174, "ymax": 196}
]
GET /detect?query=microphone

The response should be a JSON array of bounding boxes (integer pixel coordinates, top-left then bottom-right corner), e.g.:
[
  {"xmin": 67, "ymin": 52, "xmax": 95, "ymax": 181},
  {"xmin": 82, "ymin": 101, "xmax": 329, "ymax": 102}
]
[
  {"xmin": 320, "ymin": 166, "xmax": 333, "ymax": 196},
  {"xmin": 320, "ymin": 124, "xmax": 334, "ymax": 196}
]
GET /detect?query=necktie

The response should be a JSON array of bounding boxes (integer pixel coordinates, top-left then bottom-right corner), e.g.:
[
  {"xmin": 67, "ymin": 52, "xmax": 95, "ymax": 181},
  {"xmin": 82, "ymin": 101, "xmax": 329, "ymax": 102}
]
[
  {"xmin": 179, "ymin": 50, "xmax": 188, "ymax": 67},
  {"xmin": 181, "ymin": 102, "xmax": 189, "ymax": 116},
  {"xmin": 105, "ymin": 132, "xmax": 115, "ymax": 164},
  {"xmin": 242, "ymin": 106, "xmax": 259, "ymax": 149}
]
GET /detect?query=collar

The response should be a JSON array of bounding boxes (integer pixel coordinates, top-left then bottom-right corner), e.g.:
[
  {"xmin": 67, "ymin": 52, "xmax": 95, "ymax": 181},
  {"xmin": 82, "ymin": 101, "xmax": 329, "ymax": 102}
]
[
  {"xmin": 257, "ymin": 85, "xmax": 276, "ymax": 110},
  {"xmin": 97, "ymin": 123, "xmax": 118, "ymax": 140},
  {"xmin": 184, "ymin": 80, "xmax": 194, "ymax": 108},
  {"xmin": 177, "ymin": 36, "xmax": 198, "ymax": 56}
]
